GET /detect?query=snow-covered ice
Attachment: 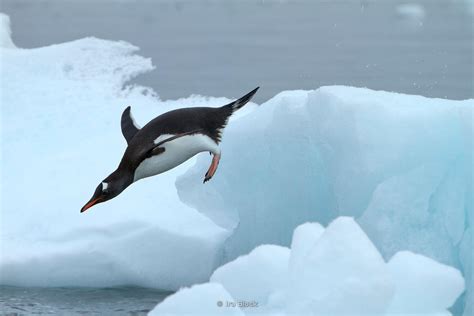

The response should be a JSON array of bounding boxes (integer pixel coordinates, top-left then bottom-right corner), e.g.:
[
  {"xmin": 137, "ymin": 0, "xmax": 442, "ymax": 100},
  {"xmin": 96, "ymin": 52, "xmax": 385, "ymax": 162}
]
[
  {"xmin": 1, "ymin": 12, "xmax": 472, "ymax": 315},
  {"xmin": 0, "ymin": 14, "xmax": 231, "ymax": 290},
  {"xmin": 149, "ymin": 218, "xmax": 465, "ymax": 315}
]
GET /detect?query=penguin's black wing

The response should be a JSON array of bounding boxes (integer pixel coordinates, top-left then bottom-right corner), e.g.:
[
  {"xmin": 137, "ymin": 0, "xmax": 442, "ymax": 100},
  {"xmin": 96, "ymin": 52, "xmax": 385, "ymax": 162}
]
[
  {"xmin": 148, "ymin": 129, "xmax": 203, "ymax": 156},
  {"xmin": 121, "ymin": 106, "xmax": 141, "ymax": 144}
]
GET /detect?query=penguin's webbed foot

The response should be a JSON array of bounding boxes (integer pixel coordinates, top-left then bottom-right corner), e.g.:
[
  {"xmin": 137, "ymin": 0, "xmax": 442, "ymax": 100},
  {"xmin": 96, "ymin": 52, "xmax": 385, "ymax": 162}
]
[
  {"xmin": 203, "ymin": 153, "xmax": 221, "ymax": 183},
  {"xmin": 203, "ymin": 174, "xmax": 212, "ymax": 183}
]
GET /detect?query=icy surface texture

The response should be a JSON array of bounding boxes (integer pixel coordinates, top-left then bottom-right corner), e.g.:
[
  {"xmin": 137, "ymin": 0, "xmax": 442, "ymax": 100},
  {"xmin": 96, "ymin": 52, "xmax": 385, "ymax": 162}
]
[
  {"xmin": 0, "ymin": 15, "xmax": 231, "ymax": 290},
  {"xmin": 177, "ymin": 85, "xmax": 472, "ymax": 313},
  {"xmin": 150, "ymin": 218, "xmax": 465, "ymax": 316}
]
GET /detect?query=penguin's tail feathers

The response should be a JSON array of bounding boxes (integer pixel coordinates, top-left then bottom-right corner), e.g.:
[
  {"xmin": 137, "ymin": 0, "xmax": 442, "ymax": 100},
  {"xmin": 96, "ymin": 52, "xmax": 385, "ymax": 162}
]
[{"xmin": 222, "ymin": 87, "xmax": 259, "ymax": 113}]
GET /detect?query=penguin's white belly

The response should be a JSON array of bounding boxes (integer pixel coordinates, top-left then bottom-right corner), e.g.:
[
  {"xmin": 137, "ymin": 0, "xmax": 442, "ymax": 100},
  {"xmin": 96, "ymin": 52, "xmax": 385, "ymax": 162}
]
[{"xmin": 133, "ymin": 134, "xmax": 220, "ymax": 181}]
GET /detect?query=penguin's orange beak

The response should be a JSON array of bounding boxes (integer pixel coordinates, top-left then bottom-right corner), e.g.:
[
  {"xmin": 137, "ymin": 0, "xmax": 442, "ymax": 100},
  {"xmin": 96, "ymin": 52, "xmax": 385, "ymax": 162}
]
[{"xmin": 81, "ymin": 197, "xmax": 102, "ymax": 213}]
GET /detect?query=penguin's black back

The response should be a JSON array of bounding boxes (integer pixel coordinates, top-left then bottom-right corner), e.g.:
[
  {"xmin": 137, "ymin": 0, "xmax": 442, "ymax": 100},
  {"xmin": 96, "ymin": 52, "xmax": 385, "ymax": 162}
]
[
  {"xmin": 119, "ymin": 106, "xmax": 232, "ymax": 171},
  {"xmin": 142, "ymin": 106, "xmax": 233, "ymax": 143},
  {"xmin": 118, "ymin": 87, "xmax": 259, "ymax": 172}
]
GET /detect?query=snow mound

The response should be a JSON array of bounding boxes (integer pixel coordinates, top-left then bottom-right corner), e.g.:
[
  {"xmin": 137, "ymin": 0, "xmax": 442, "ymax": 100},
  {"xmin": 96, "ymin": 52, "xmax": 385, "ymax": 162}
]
[{"xmin": 150, "ymin": 217, "xmax": 465, "ymax": 315}]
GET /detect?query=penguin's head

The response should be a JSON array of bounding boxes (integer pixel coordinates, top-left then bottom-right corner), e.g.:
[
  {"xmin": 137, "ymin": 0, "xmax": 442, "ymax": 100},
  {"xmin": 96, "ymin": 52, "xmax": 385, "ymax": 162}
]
[{"xmin": 81, "ymin": 171, "xmax": 131, "ymax": 213}]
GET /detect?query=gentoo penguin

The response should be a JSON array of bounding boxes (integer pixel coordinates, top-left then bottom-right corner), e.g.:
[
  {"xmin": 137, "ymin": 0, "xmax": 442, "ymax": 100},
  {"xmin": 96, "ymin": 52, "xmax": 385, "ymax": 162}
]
[{"xmin": 81, "ymin": 87, "xmax": 259, "ymax": 213}]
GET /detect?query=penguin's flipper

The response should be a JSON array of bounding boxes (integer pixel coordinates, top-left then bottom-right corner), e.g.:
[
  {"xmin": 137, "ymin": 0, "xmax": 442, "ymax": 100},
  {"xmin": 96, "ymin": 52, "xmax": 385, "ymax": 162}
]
[
  {"xmin": 121, "ymin": 106, "xmax": 141, "ymax": 144},
  {"xmin": 149, "ymin": 146, "xmax": 165, "ymax": 156}
]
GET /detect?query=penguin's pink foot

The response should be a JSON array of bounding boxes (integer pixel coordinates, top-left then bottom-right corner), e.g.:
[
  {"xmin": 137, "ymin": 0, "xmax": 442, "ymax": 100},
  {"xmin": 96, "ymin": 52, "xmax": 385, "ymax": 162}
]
[{"xmin": 204, "ymin": 153, "xmax": 221, "ymax": 183}]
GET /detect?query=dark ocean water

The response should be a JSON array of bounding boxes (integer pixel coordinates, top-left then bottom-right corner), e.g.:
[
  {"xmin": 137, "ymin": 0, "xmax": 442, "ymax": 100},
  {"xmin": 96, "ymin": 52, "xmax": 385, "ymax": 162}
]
[
  {"xmin": 0, "ymin": 0, "xmax": 472, "ymax": 315},
  {"xmin": 0, "ymin": 286, "xmax": 170, "ymax": 315}
]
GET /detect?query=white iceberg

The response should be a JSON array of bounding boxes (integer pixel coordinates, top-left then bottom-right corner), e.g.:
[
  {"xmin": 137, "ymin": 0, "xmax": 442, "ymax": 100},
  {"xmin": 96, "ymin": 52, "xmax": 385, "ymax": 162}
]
[{"xmin": 150, "ymin": 217, "xmax": 465, "ymax": 315}]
